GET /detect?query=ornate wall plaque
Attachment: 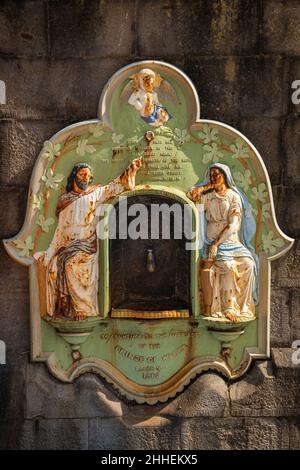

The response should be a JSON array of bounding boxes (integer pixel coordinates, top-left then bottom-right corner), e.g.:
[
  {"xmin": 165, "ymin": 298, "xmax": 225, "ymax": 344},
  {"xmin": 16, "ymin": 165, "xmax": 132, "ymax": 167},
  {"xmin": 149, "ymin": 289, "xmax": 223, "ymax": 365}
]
[{"xmin": 4, "ymin": 61, "xmax": 293, "ymax": 404}]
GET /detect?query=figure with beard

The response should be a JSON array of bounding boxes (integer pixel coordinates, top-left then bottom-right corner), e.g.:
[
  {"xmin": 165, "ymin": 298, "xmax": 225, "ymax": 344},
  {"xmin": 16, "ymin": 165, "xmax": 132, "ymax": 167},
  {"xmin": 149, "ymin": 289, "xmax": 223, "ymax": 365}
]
[{"xmin": 34, "ymin": 159, "xmax": 142, "ymax": 321}]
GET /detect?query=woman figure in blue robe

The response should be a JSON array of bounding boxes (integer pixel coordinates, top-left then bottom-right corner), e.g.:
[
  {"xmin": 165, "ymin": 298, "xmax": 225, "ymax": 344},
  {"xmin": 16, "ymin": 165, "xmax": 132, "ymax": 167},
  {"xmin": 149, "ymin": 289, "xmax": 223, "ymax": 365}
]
[{"xmin": 187, "ymin": 163, "xmax": 259, "ymax": 322}]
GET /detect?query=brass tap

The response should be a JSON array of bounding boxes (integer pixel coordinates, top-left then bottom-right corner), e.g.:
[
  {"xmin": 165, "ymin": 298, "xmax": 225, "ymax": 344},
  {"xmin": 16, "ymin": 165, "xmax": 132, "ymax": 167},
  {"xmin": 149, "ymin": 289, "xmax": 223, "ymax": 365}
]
[{"xmin": 146, "ymin": 249, "xmax": 155, "ymax": 272}]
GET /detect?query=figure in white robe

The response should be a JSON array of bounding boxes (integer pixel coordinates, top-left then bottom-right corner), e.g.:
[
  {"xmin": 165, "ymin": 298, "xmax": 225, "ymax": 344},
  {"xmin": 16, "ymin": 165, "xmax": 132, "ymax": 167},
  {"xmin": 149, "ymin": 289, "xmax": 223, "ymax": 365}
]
[
  {"xmin": 188, "ymin": 164, "xmax": 259, "ymax": 322},
  {"xmin": 34, "ymin": 159, "xmax": 142, "ymax": 321},
  {"xmin": 128, "ymin": 68, "xmax": 172, "ymax": 127}
]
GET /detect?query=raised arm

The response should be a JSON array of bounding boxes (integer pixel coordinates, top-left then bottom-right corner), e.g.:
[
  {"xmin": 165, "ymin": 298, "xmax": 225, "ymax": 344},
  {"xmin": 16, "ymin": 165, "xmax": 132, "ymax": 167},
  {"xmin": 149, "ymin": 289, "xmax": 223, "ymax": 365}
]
[
  {"xmin": 187, "ymin": 183, "xmax": 213, "ymax": 202},
  {"xmin": 96, "ymin": 158, "xmax": 143, "ymax": 204}
]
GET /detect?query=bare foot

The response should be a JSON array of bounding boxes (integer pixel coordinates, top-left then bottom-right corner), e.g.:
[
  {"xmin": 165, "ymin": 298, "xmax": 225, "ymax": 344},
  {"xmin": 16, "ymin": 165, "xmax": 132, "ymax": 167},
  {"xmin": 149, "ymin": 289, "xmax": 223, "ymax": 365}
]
[
  {"xmin": 52, "ymin": 312, "xmax": 65, "ymax": 320},
  {"xmin": 225, "ymin": 311, "xmax": 238, "ymax": 322},
  {"xmin": 74, "ymin": 311, "xmax": 86, "ymax": 321}
]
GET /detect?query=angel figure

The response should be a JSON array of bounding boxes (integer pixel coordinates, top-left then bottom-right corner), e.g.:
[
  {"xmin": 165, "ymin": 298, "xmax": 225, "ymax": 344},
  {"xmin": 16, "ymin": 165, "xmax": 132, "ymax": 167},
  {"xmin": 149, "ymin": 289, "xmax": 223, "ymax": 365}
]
[{"xmin": 125, "ymin": 68, "xmax": 176, "ymax": 127}]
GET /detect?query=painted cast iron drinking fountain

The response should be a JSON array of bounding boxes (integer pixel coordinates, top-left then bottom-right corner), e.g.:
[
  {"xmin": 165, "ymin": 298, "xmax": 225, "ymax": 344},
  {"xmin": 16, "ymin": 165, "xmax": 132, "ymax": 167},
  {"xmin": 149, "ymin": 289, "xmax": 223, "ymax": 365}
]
[{"xmin": 4, "ymin": 61, "xmax": 293, "ymax": 404}]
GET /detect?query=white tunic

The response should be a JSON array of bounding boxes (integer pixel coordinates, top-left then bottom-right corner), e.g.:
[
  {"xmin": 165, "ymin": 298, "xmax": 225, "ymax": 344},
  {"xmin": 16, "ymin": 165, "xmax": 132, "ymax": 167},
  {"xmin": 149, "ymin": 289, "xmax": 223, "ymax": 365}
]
[
  {"xmin": 201, "ymin": 189, "xmax": 255, "ymax": 319},
  {"xmin": 42, "ymin": 180, "xmax": 124, "ymax": 317},
  {"xmin": 202, "ymin": 189, "xmax": 242, "ymax": 244}
]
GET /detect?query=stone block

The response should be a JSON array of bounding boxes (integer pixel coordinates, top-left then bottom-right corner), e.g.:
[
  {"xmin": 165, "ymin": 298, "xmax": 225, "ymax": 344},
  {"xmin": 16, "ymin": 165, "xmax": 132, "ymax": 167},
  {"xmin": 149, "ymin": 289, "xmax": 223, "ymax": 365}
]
[
  {"xmin": 182, "ymin": 57, "xmax": 240, "ymax": 123},
  {"xmin": 26, "ymin": 365, "xmax": 128, "ymax": 419},
  {"xmin": 0, "ymin": 187, "xmax": 27, "ymax": 238},
  {"xmin": 238, "ymin": 57, "xmax": 288, "ymax": 118},
  {"xmin": 0, "ymin": 355, "xmax": 27, "ymax": 422},
  {"xmin": 0, "ymin": 0, "xmax": 47, "ymax": 57},
  {"xmin": 270, "ymin": 185, "xmax": 281, "ymax": 218},
  {"xmin": 138, "ymin": 0, "xmax": 259, "ymax": 57},
  {"xmin": 229, "ymin": 357, "xmax": 300, "ymax": 417},
  {"xmin": 0, "ymin": 246, "xmax": 28, "ymax": 292},
  {"xmin": 0, "ymin": 253, "xmax": 30, "ymax": 362},
  {"xmin": 270, "ymin": 288, "xmax": 291, "ymax": 347},
  {"xmin": 183, "ymin": 56, "xmax": 287, "ymax": 124},
  {"xmin": 274, "ymin": 187, "xmax": 300, "ymax": 239},
  {"xmin": 88, "ymin": 416, "xmax": 181, "ymax": 450},
  {"xmin": 290, "ymin": 420, "xmax": 300, "ymax": 449},
  {"xmin": 157, "ymin": 373, "xmax": 230, "ymax": 418},
  {"xmin": 181, "ymin": 417, "xmax": 289, "ymax": 450},
  {"xmin": 239, "ymin": 118, "xmax": 282, "ymax": 185},
  {"xmin": 0, "ymin": 57, "xmax": 126, "ymax": 120},
  {"xmin": 263, "ymin": 0, "xmax": 300, "ymax": 55},
  {"xmin": 0, "ymin": 119, "xmax": 67, "ymax": 186},
  {"xmin": 289, "ymin": 58, "xmax": 300, "ymax": 116},
  {"xmin": 272, "ymin": 240, "xmax": 300, "ymax": 288},
  {"xmin": 49, "ymin": 0, "xmax": 135, "ymax": 58},
  {"xmin": 291, "ymin": 291, "xmax": 300, "ymax": 341},
  {"xmin": 282, "ymin": 115, "xmax": 300, "ymax": 186},
  {"xmin": 0, "ymin": 420, "xmax": 26, "ymax": 449},
  {"xmin": 20, "ymin": 418, "xmax": 89, "ymax": 450},
  {"xmin": 271, "ymin": 347, "xmax": 298, "ymax": 369}
]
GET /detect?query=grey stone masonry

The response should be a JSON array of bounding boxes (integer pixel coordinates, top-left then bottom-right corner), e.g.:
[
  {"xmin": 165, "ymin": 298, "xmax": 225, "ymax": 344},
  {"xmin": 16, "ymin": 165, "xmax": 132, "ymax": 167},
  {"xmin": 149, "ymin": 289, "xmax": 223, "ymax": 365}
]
[{"xmin": 0, "ymin": 0, "xmax": 299, "ymax": 450}]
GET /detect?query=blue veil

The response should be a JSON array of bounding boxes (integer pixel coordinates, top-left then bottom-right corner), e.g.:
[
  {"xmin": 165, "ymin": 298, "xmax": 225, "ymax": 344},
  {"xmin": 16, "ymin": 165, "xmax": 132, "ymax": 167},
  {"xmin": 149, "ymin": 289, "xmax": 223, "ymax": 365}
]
[{"xmin": 194, "ymin": 163, "xmax": 259, "ymax": 304}]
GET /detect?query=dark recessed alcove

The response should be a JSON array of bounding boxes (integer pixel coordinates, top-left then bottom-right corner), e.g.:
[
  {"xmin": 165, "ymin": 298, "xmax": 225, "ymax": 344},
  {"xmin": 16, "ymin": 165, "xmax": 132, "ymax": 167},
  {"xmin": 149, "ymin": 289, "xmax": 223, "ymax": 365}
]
[{"xmin": 109, "ymin": 194, "xmax": 191, "ymax": 313}]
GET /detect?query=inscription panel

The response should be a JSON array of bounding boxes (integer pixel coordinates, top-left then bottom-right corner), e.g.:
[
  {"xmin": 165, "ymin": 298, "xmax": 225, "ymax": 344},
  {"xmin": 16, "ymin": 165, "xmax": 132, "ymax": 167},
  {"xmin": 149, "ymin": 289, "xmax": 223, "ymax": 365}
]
[{"xmin": 98, "ymin": 323, "xmax": 202, "ymax": 384}]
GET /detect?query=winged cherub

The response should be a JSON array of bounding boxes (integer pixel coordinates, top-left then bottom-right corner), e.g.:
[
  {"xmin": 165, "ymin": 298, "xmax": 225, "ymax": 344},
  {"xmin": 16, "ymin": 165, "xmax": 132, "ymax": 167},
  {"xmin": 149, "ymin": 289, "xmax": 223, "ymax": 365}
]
[{"xmin": 125, "ymin": 68, "xmax": 176, "ymax": 127}]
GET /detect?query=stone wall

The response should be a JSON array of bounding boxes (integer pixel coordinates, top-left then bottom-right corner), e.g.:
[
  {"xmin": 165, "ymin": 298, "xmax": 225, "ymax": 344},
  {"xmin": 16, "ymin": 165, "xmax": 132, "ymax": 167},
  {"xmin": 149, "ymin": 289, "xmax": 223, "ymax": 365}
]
[{"xmin": 0, "ymin": 0, "xmax": 299, "ymax": 450}]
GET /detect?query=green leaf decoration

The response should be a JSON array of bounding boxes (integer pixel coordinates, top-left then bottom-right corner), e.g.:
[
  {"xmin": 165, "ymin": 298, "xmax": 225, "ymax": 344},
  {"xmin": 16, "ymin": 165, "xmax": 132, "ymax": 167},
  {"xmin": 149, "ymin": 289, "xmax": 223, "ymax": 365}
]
[
  {"xmin": 76, "ymin": 139, "xmax": 96, "ymax": 156},
  {"xmin": 31, "ymin": 193, "xmax": 45, "ymax": 211},
  {"xmin": 198, "ymin": 124, "xmax": 219, "ymax": 144},
  {"xmin": 41, "ymin": 169, "xmax": 65, "ymax": 190},
  {"xmin": 13, "ymin": 235, "xmax": 34, "ymax": 257},
  {"xmin": 173, "ymin": 128, "xmax": 190, "ymax": 147},
  {"xmin": 112, "ymin": 133, "xmax": 124, "ymax": 145},
  {"xmin": 88, "ymin": 122, "xmax": 104, "ymax": 138},
  {"xmin": 233, "ymin": 169, "xmax": 252, "ymax": 191},
  {"xmin": 202, "ymin": 142, "xmax": 223, "ymax": 164},
  {"xmin": 42, "ymin": 140, "xmax": 61, "ymax": 163},
  {"xmin": 254, "ymin": 203, "xmax": 271, "ymax": 220},
  {"xmin": 230, "ymin": 138, "xmax": 249, "ymax": 159},
  {"xmin": 37, "ymin": 215, "xmax": 55, "ymax": 233},
  {"xmin": 251, "ymin": 183, "xmax": 268, "ymax": 203},
  {"xmin": 262, "ymin": 230, "xmax": 284, "ymax": 255}
]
